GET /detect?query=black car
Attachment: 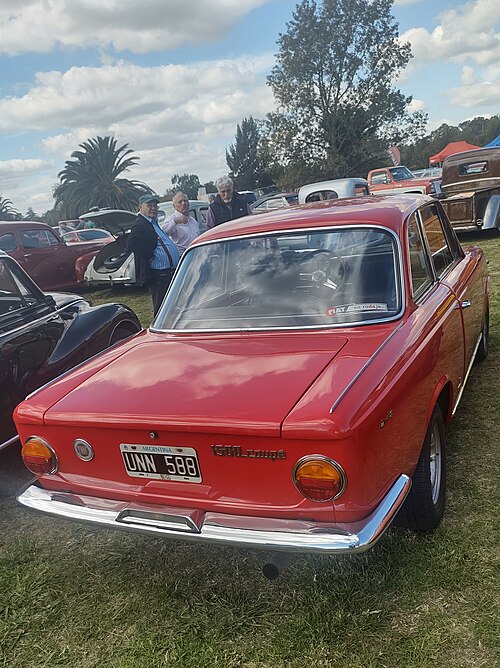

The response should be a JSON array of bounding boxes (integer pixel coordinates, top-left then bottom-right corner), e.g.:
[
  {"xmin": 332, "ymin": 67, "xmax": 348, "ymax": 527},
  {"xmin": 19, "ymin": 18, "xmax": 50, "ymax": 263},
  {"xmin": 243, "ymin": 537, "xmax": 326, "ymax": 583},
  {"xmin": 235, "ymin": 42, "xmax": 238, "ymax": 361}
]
[{"xmin": 0, "ymin": 251, "xmax": 141, "ymax": 450}]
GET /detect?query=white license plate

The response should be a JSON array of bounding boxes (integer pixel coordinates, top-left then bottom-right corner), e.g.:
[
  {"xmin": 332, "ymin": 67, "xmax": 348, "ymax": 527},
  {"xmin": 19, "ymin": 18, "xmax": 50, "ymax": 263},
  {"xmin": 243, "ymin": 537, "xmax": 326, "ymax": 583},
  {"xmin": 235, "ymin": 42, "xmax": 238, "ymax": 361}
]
[{"xmin": 120, "ymin": 444, "xmax": 202, "ymax": 482}]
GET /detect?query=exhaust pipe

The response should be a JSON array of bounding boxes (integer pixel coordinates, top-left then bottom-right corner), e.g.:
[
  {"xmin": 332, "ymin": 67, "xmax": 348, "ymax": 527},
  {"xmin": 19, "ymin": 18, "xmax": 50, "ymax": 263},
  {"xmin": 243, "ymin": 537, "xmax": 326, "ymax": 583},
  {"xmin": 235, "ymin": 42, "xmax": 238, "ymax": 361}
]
[{"xmin": 262, "ymin": 552, "xmax": 293, "ymax": 580}]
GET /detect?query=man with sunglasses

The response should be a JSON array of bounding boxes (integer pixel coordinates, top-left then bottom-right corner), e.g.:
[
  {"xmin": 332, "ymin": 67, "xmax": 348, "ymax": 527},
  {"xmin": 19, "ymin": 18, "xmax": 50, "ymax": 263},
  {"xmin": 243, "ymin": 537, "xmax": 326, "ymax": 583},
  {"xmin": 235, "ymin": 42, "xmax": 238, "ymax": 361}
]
[
  {"xmin": 128, "ymin": 194, "xmax": 180, "ymax": 316},
  {"xmin": 206, "ymin": 175, "xmax": 251, "ymax": 228}
]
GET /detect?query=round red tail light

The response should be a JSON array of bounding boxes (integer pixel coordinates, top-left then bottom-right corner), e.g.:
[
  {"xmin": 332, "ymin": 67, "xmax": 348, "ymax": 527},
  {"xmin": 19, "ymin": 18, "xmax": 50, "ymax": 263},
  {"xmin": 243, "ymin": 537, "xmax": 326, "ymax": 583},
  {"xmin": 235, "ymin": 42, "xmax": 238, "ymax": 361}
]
[
  {"xmin": 293, "ymin": 456, "xmax": 345, "ymax": 502},
  {"xmin": 21, "ymin": 437, "xmax": 58, "ymax": 475}
]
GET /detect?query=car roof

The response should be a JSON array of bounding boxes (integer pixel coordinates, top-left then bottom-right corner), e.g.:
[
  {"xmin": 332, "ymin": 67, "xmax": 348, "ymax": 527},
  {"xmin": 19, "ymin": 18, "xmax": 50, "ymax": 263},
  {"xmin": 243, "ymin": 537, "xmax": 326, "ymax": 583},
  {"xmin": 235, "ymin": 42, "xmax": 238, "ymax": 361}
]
[
  {"xmin": 0, "ymin": 220, "xmax": 54, "ymax": 230},
  {"xmin": 298, "ymin": 178, "xmax": 368, "ymax": 202},
  {"xmin": 194, "ymin": 194, "xmax": 428, "ymax": 245}
]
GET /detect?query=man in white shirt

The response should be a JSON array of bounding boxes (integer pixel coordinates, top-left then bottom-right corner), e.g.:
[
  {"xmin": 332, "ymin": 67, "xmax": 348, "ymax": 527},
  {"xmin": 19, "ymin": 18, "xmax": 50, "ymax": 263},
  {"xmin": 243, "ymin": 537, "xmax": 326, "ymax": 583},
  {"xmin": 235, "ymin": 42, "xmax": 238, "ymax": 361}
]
[{"xmin": 161, "ymin": 192, "xmax": 200, "ymax": 255}]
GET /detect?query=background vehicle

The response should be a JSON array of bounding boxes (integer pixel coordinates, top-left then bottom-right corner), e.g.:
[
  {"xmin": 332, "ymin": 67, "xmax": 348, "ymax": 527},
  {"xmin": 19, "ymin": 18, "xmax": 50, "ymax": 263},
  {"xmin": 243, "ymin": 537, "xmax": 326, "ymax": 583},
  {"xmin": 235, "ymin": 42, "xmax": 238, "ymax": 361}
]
[
  {"xmin": 238, "ymin": 190, "xmax": 257, "ymax": 206},
  {"xmin": 436, "ymin": 147, "xmax": 500, "ymax": 233},
  {"xmin": 62, "ymin": 229, "xmax": 114, "ymax": 243},
  {"xmin": 368, "ymin": 166, "xmax": 441, "ymax": 195},
  {"xmin": 84, "ymin": 202, "xmax": 209, "ymax": 287},
  {"xmin": 251, "ymin": 192, "xmax": 298, "ymax": 213},
  {"xmin": 412, "ymin": 167, "xmax": 442, "ymax": 179},
  {"xmin": 0, "ymin": 221, "xmax": 107, "ymax": 291},
  {"xmin": 15, "ymin": 195, "xmax": 489, "ymax": 578},
  {"xmin": 0, "ymin": 251, "xmax": 140, "ymax": 451},
  {"xmin": 298, "ymin": 178, "xmax": 369, "ymax": 203}
]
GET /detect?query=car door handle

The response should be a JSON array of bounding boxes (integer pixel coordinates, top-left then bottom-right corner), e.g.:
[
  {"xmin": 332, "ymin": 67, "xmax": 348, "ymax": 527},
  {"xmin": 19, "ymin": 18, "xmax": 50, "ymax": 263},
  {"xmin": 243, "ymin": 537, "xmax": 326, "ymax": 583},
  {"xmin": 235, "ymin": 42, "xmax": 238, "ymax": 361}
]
[
  {"xmin": 461, "ymin": 300, "xmax": 471, "ymax": 308},
  {"xmin": 23, "ymin": 253, "xmax": 33, "ymax": 258}
]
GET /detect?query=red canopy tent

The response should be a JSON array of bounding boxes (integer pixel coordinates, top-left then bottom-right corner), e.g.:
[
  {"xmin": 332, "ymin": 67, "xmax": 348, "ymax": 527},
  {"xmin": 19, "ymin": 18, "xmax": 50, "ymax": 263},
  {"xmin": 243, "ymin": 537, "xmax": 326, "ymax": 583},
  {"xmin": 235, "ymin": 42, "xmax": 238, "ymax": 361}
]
[{"xmin": 429, "ymin": 141, "xmax": 481, "ymax": 165}]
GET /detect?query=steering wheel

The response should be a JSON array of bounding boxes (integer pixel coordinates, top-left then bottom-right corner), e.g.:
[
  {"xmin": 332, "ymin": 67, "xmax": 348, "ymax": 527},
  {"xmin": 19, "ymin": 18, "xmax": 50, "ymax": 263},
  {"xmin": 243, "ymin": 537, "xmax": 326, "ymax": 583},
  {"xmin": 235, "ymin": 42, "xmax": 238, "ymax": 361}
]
[{"xmin": 299, "ymin": 250, "xmax": 345, "ymax": 293}]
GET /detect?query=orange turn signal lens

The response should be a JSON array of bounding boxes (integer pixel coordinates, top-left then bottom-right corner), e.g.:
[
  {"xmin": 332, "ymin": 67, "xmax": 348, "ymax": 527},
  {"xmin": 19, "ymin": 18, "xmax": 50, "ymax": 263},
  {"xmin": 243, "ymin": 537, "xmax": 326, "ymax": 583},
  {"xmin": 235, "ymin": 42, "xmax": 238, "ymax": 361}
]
[
  {"xmin": 293, "ymin": 456, "xmax": 345, "ymax": 502},
  {"xmin": 21, "ymin": 437, "xmax": 58, "ymax": 475}
]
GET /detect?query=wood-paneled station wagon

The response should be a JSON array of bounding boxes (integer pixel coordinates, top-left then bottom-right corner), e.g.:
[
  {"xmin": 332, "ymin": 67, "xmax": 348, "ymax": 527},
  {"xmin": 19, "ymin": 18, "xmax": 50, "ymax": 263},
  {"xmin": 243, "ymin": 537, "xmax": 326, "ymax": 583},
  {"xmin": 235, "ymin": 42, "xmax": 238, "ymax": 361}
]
[{"xmin": 15, "ymin": 195, "xmax": 489, "ymax": 578}]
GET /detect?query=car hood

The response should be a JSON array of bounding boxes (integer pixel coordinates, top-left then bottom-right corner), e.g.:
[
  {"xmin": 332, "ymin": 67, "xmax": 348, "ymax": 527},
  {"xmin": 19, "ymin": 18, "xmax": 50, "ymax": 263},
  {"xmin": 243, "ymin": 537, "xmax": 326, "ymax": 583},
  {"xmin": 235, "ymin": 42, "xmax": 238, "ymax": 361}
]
[
  {"xmin": 36, "ymin": 332, "xmax": 358, "ymax": 437},
  {"xmin": 79, "ymin": 209, "xmax": 137, "ymax": 235}
]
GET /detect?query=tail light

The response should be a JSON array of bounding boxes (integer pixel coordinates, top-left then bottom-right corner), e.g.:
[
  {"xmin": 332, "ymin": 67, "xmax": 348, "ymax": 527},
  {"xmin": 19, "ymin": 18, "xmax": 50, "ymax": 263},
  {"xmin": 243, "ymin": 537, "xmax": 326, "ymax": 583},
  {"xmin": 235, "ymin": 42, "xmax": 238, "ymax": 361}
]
[
  {"xmin": 293, "ymin": 456, "xmax": 345, "ymax": 502},
  {"xmin": 21, "ymin": 437, "xmax": 58, "ymax": 475}
]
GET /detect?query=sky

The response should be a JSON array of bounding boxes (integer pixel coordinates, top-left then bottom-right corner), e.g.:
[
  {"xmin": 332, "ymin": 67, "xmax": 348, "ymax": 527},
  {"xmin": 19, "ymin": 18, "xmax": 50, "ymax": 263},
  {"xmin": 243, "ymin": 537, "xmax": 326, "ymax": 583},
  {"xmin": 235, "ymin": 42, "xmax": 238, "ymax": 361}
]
[{"xmin": 0, "ymin": 0, "xmax": 499, "ymax": 215}]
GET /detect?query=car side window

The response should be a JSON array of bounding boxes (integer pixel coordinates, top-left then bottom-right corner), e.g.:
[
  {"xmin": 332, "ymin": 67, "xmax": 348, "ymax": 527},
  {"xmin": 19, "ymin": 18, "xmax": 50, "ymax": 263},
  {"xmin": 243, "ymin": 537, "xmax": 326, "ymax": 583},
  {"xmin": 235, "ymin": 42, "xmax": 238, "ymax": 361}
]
[
  {"xmin": 20, "ymin": 230, "xmax": 42, "ymax": 249},
  {"xmin": 371, "ymin": 172, "xmax": 389, "ymax": 185},
  {"xmin": 407, "ymin": 214, "xmax": 433, "ymax": 298},
  {"xmin": 0, "ymin": 233, "xmax": 17, "ymax": 252},
  {"xmin": 419, "ymin": 204, "xmax": 454, "ymax": 277},
  {"xmin": 0, "ymin": 259, "xmax": 40, "ymax": 313},
  {"xmin": 355, "ymin": 186, "xmax": 369, "ymax": 196},
  {"xmin": 41, "ymin": 229, "xmax": 60, "ymax": 246}
]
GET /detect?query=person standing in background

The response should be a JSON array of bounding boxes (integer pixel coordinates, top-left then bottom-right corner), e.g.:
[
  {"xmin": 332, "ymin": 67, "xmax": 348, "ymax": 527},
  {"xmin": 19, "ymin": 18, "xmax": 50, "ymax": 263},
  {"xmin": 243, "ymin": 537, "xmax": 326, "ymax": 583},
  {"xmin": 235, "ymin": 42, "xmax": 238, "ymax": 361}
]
[
  {"xmin": 128, "ymin": 194, "xmax": 180, "ymax": 316},
  {"xmin": 206, "ymin": 175, "xmax": 251, "ymax": 228},
  {"xmin": 161, "ymin": 192, "xmax": 200, "ymax": 255}
]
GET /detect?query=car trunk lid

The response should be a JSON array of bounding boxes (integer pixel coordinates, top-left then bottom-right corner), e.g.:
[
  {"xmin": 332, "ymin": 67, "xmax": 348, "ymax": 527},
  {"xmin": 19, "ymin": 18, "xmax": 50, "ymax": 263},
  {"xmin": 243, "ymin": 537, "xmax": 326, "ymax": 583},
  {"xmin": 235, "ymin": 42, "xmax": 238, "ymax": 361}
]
[{"xmin": 42, "ymin": 333, "xmax": 349, "ymax": 436}]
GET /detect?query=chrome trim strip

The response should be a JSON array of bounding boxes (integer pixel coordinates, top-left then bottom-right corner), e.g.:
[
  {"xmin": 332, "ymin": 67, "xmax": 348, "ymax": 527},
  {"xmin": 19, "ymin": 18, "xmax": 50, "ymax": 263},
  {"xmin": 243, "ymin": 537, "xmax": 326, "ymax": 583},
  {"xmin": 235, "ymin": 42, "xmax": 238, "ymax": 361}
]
[
  {"xmin": 17, "ymin": 474, "xmax": 411, "ymax": 555},
  {"xmin": 0, "ymin": 434, "xmax": 19, "ymax": 452},
  {"xmin": 0, "ymin": 308, "xmax": 61, "ymax": 341},
  {"xmin": 442, "ymin": 177, "xmax": 499, "ymax": 190},
  {"xmin": 452, "ymin": 331, "xmax": 483, "ymax": 416}
]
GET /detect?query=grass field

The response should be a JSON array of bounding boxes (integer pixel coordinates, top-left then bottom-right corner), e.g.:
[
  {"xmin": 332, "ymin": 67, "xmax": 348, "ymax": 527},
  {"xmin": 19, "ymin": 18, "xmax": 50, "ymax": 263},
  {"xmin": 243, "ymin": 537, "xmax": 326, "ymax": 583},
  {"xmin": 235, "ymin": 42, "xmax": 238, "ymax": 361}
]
[{"xmin": 0, "ymin": 235, "xmax": 498, "ymax": 668}]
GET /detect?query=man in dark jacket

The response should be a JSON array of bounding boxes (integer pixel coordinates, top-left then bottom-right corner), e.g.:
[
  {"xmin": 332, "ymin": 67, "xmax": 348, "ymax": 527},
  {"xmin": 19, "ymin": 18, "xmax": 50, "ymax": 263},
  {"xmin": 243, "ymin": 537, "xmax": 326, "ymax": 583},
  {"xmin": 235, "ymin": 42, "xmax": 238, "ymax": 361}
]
[
  {"xmin": 128, "ymin": 194, "xmax": 180, "ymax": 316},
  {"xmin": 206, "ymin": 175, "xmax": 251, "ymax": 228}
]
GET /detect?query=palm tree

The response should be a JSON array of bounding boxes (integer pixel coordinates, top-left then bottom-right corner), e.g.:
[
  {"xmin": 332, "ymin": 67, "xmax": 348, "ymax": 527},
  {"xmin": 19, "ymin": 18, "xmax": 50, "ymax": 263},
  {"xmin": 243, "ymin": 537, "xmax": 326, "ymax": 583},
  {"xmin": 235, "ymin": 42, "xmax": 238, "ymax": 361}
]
[
  {"xmin": 53, "ymin": 136, "xmax": 153, "ymax": 218},
  {"xmin": 0, "ymin": 195, "xmax": 21, "ymax": 220}
]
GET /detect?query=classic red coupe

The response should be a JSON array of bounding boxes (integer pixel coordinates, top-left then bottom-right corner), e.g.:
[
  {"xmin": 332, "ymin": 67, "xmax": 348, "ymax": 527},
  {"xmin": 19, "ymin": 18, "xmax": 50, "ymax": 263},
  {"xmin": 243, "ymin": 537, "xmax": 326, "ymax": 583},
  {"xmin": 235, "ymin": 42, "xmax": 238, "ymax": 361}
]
[{"xmin": 15, "ymin": 195, "xmax": 490, "ymax": 578}]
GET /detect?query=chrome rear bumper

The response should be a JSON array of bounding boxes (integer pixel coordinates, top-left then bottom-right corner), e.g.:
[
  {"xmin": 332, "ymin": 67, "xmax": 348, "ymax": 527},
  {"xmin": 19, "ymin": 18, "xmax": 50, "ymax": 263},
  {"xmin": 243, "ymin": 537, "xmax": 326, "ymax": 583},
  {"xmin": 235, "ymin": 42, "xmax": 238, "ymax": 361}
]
[{"xmin": 17, "ymin": 474, "xmax": 411, "ymax": 554}]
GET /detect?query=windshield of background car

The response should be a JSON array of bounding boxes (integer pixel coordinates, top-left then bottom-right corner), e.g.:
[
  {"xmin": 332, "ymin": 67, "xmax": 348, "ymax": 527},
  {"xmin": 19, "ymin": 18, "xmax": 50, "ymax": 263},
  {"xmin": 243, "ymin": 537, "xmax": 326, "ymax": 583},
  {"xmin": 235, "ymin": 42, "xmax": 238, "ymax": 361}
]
[
  {"xmin": 390, "ymin": 166, "xmax": 415, "ymax": 181},
  {"xmin": 156, "ymin": 227, "xmax": 402, "ymax": 330}
]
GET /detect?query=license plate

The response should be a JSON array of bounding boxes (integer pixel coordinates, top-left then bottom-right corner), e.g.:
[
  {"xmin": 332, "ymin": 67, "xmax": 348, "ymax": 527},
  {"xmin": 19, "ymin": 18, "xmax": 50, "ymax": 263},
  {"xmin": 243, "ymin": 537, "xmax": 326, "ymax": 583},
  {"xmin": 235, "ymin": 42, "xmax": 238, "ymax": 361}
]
[{"xmin": 120, "ymin": 444, "xmax": 202, "ymax": 482}]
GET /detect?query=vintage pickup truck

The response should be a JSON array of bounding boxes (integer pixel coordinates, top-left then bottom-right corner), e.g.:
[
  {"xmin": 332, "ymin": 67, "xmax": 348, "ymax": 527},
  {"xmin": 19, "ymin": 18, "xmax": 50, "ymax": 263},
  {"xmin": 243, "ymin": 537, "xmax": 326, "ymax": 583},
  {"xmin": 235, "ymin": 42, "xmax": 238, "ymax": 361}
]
[
  {"xmin": 436, "ymin": 147, "xmax": 500, "ymax": 234},
  {"xmin": 367, "ymin": 166, "xmax": 441, "ymax": 196}
]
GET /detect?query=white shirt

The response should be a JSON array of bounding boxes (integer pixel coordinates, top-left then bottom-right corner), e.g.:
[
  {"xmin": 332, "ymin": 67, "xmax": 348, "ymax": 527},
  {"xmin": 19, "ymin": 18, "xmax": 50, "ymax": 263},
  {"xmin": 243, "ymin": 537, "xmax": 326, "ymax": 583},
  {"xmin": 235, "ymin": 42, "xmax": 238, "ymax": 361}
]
[{"xmin": 161, "ymin": 213, "xmax": 200, "ymax": 254}]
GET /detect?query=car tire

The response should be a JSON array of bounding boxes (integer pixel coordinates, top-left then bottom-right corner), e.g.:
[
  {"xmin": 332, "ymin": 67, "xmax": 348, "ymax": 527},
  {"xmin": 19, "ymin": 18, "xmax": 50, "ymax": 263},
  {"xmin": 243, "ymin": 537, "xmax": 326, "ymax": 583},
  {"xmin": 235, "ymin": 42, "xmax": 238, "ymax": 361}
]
[
  {"xmin": 397, "ymin": 404, "xmax": 446, "ymax": 532},
  {"xmin": 475, "ymin": 309, "xmax": 489, "ymax": 363}
]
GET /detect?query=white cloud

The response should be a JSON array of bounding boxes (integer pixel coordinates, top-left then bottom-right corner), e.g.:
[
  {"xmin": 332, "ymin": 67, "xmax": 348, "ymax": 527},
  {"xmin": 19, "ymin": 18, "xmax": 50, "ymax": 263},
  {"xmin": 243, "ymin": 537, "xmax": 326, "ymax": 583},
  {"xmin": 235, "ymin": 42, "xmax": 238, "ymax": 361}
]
[
  {"xmin": 408, "ymin": 98, "xmax": 425, "ymax": 112},
  {"xmin": 461, "ymin": 66, "xmax": 477, "ymax": 85},
  {"xmin": 0, "ymin": 55, "xmax": 277, "ymax": 211},
  {"xmin": 402, "ymin": 0, "xmax": 500, "ymax": 65},
  {"xmin": 0, "ymin": 0, "xmax": 269, "ymax": 55},
  {"xmin": 446, "ymin": 80, "xmax": 500, "ymax": 109}
]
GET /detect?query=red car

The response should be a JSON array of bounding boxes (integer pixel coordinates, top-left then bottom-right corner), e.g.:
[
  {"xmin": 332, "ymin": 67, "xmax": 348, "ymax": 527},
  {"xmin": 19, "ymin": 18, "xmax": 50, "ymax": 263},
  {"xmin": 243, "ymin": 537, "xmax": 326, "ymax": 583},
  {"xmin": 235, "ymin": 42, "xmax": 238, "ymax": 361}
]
[
  {"xmin": 0, "ymin": 221, "xmax": 105, "ymax": 291},
  {"xmin": 15, "ymin": 195, "xmax": 489, "ymax": 578}
]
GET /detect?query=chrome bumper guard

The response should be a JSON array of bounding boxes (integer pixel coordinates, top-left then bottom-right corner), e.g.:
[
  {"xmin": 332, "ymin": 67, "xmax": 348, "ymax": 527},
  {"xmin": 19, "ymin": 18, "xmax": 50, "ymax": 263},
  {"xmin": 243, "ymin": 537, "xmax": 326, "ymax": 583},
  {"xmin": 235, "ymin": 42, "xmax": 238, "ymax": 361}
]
[{"xmin": 17, "ymin": 474, "xmax": 411, "ymax": 554}]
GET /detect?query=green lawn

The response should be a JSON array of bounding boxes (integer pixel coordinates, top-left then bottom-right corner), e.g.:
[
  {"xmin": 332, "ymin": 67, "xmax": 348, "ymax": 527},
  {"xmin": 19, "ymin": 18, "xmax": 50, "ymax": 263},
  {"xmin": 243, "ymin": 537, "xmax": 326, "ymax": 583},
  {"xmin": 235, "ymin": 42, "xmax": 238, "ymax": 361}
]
[{"xmin": 0, "ymin": 235, "xmax": 498, "ymax": 668}]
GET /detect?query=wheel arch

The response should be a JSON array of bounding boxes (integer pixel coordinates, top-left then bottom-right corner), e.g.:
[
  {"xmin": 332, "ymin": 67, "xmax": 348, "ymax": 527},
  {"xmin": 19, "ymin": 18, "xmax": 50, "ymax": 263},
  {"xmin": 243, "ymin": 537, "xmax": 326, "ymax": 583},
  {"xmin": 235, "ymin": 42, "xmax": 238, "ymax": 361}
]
[{"xmin": 428, "ymin": 379, "xmax": 453, "ymax": 428}]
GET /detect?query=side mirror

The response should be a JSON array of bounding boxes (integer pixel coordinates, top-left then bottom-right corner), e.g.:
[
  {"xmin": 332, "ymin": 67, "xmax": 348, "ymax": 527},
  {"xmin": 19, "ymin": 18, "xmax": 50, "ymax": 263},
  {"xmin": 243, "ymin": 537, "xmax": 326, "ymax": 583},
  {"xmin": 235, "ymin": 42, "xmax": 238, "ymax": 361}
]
[{"xmin": 44, "ymin": 295, "xmax": 57, "ymax": 308}]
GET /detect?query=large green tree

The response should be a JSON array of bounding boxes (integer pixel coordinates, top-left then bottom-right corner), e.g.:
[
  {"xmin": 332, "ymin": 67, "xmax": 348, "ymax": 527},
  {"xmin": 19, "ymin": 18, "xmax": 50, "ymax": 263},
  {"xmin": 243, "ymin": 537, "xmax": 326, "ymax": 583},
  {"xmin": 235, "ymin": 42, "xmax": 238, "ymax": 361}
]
[
  {"xmin": 53, "ymin": 136, "xmax": 153, "ymax": 218},
  {"xmin": 226, "ymin": 117, "xmax": 275, "ymax": 189},
  {"xmin": 402, "ymin": 115, "xmax": 500, "ymax": 168},
  {"xmin": 0, "ymin": 195, "xmax": 21, "ymax": 220},
  {"xmin": 266, "ymin": 0, "xmax": 426, "ymax": 185}
]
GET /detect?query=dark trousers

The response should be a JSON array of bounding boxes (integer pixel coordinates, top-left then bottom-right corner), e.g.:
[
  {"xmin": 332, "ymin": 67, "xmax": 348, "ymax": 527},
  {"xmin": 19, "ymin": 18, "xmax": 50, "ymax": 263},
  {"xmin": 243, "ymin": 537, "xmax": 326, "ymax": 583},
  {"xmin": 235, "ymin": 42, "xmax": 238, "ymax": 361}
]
[{"xmin": 148, "ymin": 268, "xmax": 174, "ymax": 316}]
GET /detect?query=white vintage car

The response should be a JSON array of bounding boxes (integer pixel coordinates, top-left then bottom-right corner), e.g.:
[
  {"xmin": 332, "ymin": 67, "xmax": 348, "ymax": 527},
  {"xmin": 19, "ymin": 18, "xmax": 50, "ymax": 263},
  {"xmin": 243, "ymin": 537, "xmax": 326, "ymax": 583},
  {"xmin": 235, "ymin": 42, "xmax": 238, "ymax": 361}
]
[
  {"xmin": 83, "ymin": 202, "xmax": 209, "ymax": 288},
  {"xmin": 298, "ymin": 178, "xmax": 369, "ymax": 204}
]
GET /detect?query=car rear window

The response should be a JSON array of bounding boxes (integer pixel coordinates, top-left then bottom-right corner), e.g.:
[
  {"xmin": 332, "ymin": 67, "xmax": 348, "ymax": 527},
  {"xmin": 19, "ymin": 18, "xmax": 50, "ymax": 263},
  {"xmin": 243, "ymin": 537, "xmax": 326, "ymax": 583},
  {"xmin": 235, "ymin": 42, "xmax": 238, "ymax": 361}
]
[
  {"xmin": 157, "ymin": 227, "xmax": 402, "ymax": 330},
  {"xmin": 458, "ymin": 161, "xmax": 488, "ymax": 176}
]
